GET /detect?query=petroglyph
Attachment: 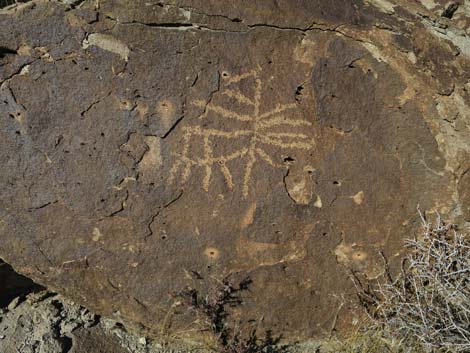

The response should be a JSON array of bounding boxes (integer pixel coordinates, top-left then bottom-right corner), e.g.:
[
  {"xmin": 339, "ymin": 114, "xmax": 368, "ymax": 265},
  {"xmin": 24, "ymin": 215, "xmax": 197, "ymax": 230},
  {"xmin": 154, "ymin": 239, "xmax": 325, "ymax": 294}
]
[
  {"xmin": 170, "ymin": 69, "xmax": 315, "ymax": 198},
  {"xmin": 82, "ymin": 33, "xmax": 130, "ymax": 61}
]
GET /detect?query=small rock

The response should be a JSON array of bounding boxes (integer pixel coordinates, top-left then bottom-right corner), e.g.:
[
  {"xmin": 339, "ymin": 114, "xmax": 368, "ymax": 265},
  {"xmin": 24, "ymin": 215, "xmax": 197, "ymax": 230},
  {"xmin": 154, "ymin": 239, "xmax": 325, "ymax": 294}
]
[
  {"xmin": 59, "ymin": 0, "xmax": 84, "ymax": 6},
  {"xmin": 7, "ymin": 297, "xmax": 20, "ymax": 311}
]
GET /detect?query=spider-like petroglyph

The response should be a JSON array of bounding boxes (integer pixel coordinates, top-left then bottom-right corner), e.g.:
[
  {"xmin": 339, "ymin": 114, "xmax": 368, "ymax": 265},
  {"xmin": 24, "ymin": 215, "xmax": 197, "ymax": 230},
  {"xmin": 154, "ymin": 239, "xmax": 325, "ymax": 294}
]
[{"xmin": 169, "ymin": 69, "xmax": 314, "ymax": 198}]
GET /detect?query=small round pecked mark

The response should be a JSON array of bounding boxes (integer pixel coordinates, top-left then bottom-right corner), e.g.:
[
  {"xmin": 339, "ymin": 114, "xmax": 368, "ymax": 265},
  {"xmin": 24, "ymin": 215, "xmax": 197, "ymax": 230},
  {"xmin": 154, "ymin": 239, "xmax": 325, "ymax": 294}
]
[{"xmin": 204, "ymin": 247, "xmax": 220, "ymax": 260}]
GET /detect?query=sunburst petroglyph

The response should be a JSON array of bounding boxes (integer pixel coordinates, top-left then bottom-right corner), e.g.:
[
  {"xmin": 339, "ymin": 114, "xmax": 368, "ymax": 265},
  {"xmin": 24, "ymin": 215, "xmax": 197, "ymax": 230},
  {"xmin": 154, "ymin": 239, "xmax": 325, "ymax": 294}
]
[{"xmin": 169, "ymin": 69, "xmax": 315, "ymax": 198}]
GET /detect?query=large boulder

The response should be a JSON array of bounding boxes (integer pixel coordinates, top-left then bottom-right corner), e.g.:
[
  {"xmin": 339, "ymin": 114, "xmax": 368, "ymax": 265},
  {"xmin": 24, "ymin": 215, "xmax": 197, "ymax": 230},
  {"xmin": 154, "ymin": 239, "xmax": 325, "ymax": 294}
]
[{"xmin": 1, "ymin": 0, "xmax": 470, "ymax": 341}]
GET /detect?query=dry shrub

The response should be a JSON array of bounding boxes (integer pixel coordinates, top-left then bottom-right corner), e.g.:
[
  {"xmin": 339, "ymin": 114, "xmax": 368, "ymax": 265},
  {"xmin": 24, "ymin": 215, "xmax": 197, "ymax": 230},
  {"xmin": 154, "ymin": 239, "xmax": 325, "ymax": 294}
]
[
  {"xmin": 354, "ymin": 210, "xmax": 470, "ymax": 352},
  {"xmin": 178, "ymin": 277, "xmax": 287, "ymax": 353}
]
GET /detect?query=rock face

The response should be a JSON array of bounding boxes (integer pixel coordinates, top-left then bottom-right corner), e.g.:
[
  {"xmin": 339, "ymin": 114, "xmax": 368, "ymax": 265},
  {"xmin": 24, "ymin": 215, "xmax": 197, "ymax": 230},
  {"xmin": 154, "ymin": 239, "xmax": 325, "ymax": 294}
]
[
  {"xmin": 0, "ymin": 291, "xmax": 147, "ymax": 353},
  {"xmin": 1, "ymin": 0, "xmax": 470, "ymax": 342}
]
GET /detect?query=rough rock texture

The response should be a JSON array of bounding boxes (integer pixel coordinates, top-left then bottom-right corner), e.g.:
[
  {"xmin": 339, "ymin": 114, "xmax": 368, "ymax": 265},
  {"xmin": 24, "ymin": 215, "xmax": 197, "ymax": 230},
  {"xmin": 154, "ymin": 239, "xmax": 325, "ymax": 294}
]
[
  {"xmin": 1, "ymin": 291, "xmax": 329, "ymax": 353},
  {"xmin": 1, "ymin": 0, "xmax": 470, "ymax": 343},
  {"xmin": 0, "ymin": 291, "xmax": 202, "ymax": 353},
  {"xmin": 0, "ymin": 292, "xmax": 98, "ymax": 353}
]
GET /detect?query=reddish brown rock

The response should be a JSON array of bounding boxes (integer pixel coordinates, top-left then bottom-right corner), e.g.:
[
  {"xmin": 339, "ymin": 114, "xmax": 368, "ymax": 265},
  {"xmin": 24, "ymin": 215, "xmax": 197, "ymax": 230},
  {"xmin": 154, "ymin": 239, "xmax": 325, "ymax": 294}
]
[{"xmin": 1, "ymin": 0, "xmax": 470, "ymax": 343}]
